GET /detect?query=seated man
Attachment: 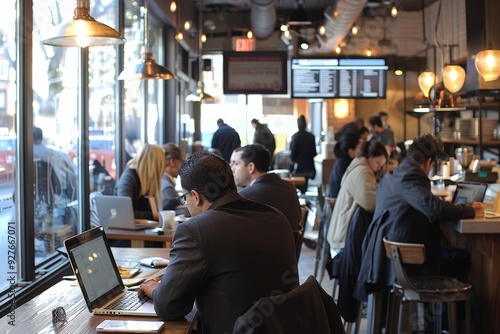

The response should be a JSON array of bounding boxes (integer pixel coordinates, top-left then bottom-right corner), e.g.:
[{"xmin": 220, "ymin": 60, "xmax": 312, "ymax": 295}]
[
  {"xmin": 357, "ymin": 134, "xmax": 484, "ymax": 299},
  {"xmin": 230, "ymin": 144, "xmax": 301, "ymax": 231},
  {"xmin": 139, "ymin": 152, "xmax": 298, "ymax": 333}
]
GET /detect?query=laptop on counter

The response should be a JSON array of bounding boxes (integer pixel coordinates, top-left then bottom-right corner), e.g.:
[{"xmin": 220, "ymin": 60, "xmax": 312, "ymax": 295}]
[
  {"xmin": 94, "ymin": 195, "xmax": 158, "ymax": 230},
  {"xmin": 64, "ymin": 226, "xmax": 157, "ymax": 316},
  {"xmin": 451, "ymin": 182, "xmax": 488, "ymax": 205}
]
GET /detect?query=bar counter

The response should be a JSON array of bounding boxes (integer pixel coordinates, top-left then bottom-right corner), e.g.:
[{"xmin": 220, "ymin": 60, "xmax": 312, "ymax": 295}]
[{"xmin": 441, "ymin": 217, "xmax": 500, "ymax": 333}]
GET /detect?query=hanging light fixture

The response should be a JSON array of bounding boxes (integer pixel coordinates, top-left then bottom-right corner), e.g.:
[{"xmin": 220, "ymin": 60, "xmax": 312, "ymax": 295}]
[
  {"xmin": 417, "ymin": 70, "xmax": 436, "ymax": 98},
  {"xmin": 442, "ymin": 65, "xmax": 466, "ymax": 93},
  {"xmin": 186, "ymin": 0, "xmax": 214, "ymax": 102},
  {"xmin": 118, "ymin": 0, "xmax": 174, "ymax": 80},
  {"xmin": 474, "ymin": 50, "xmax": 500, "ymax": 82},
  {"xmin": 43, "ymin": 0, "xmax": 125, "ymax": 47}
]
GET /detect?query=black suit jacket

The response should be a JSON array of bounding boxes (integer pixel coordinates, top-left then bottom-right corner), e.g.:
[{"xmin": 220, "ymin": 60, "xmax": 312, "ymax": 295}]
[
  {"xmin": 239, "ymin": 173, "xmax": 301, "ymax": 231},
  {"xmin": 152, "ymin": 192, "xmax": 299, "ymax": 334}
]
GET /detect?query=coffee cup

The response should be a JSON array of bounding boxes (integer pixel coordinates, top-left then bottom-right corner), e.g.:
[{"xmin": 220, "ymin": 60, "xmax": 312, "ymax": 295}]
[{"xmin": 159, "ymin": 210, "xmax": 176, "ymax": 230}]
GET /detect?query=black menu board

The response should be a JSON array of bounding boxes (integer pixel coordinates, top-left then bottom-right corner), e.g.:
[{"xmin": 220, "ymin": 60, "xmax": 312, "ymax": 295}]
[{"xmin": 291, "ymin": 58, "xmax": 388, "ymax": 99}]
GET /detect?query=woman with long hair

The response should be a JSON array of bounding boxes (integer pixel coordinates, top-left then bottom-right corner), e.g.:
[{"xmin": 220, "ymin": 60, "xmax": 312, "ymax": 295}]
[{"xmin": 115, "ymin": 143, "xmax": 164, "ymax": 221}]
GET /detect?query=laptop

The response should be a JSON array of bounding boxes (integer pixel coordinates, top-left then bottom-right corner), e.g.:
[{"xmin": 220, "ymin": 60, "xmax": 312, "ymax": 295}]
[
  {"xmin": 94, "ymin": 195, "xmax": 158, "ymax": 230},
  {"xmin": 451, "ymin": 182, "xmax": 488, "ymax": 205},
  {"xmin": 64, "ymin": 226, "xmax": 157, "ymax": 316}
]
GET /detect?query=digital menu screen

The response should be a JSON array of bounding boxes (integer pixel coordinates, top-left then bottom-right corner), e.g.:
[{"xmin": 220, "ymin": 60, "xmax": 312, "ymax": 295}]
[{"xmin": 291, "ymin": 58, "xmax": 388, "ymax": 99}]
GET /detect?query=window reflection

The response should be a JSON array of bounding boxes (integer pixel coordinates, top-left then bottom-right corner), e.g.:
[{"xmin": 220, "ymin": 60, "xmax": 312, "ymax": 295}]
[{"xmin": 0, "ymin": 0, "xmax": 17, "ymax": 293}]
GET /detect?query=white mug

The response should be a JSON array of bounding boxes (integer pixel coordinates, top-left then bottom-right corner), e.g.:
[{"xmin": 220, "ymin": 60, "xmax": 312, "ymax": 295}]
[{"xmin": 159, "ymin": 210, "xmax": 176, "ymax": 230}]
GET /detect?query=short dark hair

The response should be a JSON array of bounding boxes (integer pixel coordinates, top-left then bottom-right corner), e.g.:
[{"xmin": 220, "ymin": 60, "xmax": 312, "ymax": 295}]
[
  {"xmin": 406, "ymin": 133, "xmax": 446, "ymax": 166},
  {"xmin": 234, "ymin": 144, "xmax": 270, "ymax": 173},
  {"xmin": 217, "ymin": 118, "xmax": 224, "ymax": 125},
  {"xmin": 297, "ymin": 115, "xmax": 306, "ymax": 130},
  {"xmin": 368, "ymin": 116, "xmax": 383, "ymax": 128},
  {"xmin": 359, "ymin": 140, "xmax": 388, "ymax": 161},
  {"xmin": 251, "ymin": 118, "xmax": 259, "ymax": 125},
  {"xmin": 33, "ymin": 126, "xmax": 43, "ymax": 143},
  {"xmin": 334, "ymin": 133, "xmax": 361, "ymax": 158},
  {"xmin": 378, "ymin": 111, "xmax": 388, "ymax": 118},
  {"xmin": 179, "ymin": 151, "xmax": 236, "ymax": 202},
  {"xmin": 163, "ymin": 142, "xmax": 182, "ymax": 160}
]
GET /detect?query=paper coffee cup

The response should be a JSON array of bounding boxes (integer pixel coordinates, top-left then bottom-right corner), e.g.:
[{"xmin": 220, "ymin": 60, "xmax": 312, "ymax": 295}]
[{"xmin": 159, "ymin": 210, "xmax": 176, "ymax": 230}]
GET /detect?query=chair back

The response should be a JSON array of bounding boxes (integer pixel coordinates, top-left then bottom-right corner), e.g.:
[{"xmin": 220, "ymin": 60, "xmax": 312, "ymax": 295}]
[
  {"xmin": 383, "ymin": 237, "xmax": 426, "ymax": 300},
  {"xmin": 232, "ymin": 276, "xmax": 345, "ymax": 334},
  {"xmin": 292, "ymin": 225, "xmax": 304, "ymax": 260}
]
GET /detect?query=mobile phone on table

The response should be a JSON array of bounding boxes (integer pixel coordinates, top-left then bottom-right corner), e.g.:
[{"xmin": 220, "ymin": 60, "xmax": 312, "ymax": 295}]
[{"xmin": 96, "ymin": 320, "xmax": 164, "ymax": 333}]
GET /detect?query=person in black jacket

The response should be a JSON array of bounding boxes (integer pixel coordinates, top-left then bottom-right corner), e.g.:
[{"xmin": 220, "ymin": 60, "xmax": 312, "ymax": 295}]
[
  {"xmin": 138, "ymin": 152, "xmax": 298, "ymax": 333},
  {"xmin": 289, "ymin": 115, "xmax": 317, "ymax": 193},
  {"xmin": 356, "ymin": 134, "xmax": 484, "ymax": 299},
  {"xmin": 211, "ymin": 118, "xmax": 241, "ymax": 162}
]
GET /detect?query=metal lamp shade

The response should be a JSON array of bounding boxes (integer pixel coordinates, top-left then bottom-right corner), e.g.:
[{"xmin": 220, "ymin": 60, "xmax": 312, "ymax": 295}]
[{"xmin": 42, "ymin": 2, "xmax": 125, "ymax": 47}]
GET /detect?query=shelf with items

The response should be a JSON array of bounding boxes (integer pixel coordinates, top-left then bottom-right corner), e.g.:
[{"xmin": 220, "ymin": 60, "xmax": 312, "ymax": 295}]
[{"xmin": 433, "ymin": 90, "xmax": 500, "ymax": 159}]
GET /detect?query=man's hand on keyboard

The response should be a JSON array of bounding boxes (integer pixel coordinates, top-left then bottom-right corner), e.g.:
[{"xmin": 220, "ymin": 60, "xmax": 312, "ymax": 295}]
[{"xmin": 138, "ymin": 280, "xmax": 159, "ymax": 299}]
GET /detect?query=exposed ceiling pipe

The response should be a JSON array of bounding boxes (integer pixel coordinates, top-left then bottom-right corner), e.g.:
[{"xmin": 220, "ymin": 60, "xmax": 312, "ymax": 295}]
[
  {"xmin": 251, "ymin": 0, "xmax": 276, "ymax": 40},
  {"xmin": 303, "ymin": 0, "xmax": 368, "ymax": 53}
]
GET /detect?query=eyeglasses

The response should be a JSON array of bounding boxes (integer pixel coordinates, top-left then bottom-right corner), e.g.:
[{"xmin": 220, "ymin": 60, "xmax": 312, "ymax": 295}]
[
  {"xmin": 176, "ymin": 191, "xmax": 191, "ymax": 205},
  {"xmin": 52, "ymin": 306, "xmax": 66, "ymax": 324}
]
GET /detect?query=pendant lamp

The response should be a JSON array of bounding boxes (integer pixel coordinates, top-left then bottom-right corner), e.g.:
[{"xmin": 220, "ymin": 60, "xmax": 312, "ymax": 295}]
[
  {"xmin": 474, "ymin": 50, "xmax": 500, "ymax": 82},
  {"xmin": 43, "ymin": 0, "xmax": 125, "ymax": 48},
  {"xmin": 417, "ymin": 70, "xmax": 436, "ymax": 98},
  {"xmin": 118, "ymin": 0, "xmax": 174, "ymax": 80},
  {"xmin": 186, "ymin": 0, "xmax": 214, "ymax": 102},
  {"xmin": 442, "ymin": 65, "xmax": 466, "ymax": 93}
]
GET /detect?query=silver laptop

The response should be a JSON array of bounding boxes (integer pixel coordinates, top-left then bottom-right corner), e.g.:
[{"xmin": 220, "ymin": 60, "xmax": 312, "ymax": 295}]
[
  {"xmin": 94, "ymin": 195, "xmax": 158, "ymax": 230},
  {"xmin": 64, "ymin": 226, "xmax": 157, "ymax": 316}
]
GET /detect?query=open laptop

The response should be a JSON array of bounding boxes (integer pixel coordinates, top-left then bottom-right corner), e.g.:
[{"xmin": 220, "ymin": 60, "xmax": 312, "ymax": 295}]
[
  {"xmin": 94, "ymin": 195, "xmax": 158, "ymax": 230},
  {"xmin": 451, "ymin": 182, "xmax": 488, "ymax": 205},
  {"xmin": 64, "ymin": 226, "xmax": 157, "ymax": 316}
]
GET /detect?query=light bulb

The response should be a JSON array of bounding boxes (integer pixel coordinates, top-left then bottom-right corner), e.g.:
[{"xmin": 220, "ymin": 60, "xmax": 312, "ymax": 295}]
[
  {"xmin": 474, "ymin": 50, "xmax": 500, "ymax": 81},
  {"xmin": 443, "ymin": 65, "xmax": 465, "ymax": 93},
  {"xmin": 418, "ymin": 71, "xmax": 436, "ymax": 97}
]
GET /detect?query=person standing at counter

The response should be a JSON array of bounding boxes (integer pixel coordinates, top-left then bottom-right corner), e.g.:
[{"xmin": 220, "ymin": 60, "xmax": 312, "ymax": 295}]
[
  {"xmin": 138, "ymin": 152, "xmax": 298, "ymax": 333},
  {"xmin": 289, "ymin": 115, "xmax": 317, "ymax": 193},
  {"xmin": 211, "ymin": 118, "xmax": 241, "ymax": 162},
  {"xmin": 357, "ymin": 134, "xmax": 484, "ymax": 298},
  {"xmin": 114, "ymin": 143, "xmax": 163, "ymax": 221}
]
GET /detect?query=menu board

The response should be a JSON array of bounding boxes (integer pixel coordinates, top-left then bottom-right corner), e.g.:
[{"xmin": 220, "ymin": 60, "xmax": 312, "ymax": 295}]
[{"xmin": 291, "ymin": 58, "xmax": 388, "ymax": 99}]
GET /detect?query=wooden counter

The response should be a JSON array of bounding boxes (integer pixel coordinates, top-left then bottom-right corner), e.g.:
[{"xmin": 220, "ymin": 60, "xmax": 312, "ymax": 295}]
[
  {"xmin": 0, "ymin": 248, "xmax": 191, "ymax": 334},
  {"xmin": 441, "ymin": 217, "xmax": 500, "ymax": 333},
  {"xmin": 104, "ymin": 227, "xmax": 175, "ymax": 248}
]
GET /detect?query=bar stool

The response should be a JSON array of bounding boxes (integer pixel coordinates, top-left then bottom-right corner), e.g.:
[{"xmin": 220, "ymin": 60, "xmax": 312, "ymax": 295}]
[{"xmin": 383, "ymin": 237, "xmax": 472, "ymax": 334}]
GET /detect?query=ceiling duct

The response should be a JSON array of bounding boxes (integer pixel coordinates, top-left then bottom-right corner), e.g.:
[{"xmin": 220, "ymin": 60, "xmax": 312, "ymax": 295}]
[
  {"xmin": 305, "ymin": 0, "xmax": 368, "ymax": 53},
  {"xmin": 251, "ymin": 0, "xmax": 276, "ymax": 39}
]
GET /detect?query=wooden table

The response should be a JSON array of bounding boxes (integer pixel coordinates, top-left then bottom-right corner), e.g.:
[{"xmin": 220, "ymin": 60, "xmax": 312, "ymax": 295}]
[
  {"xmin": 104, "ymin": 228, "xmax": 175, "ymax": 248},
  {"xmin": 0, "ymin": 248, "xmax": 191, "ymax": 334},
  {"xmin": 441, "ymin": 217, "xmax": 500, "ymax": 333},
  {"xmin": 281, "ymin": 176, "xmax": 306, "ymax": 186}
]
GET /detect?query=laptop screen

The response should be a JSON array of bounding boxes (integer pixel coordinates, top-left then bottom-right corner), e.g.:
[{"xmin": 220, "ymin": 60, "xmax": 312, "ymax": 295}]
[
  {"xmin": 451, "ymin": 182, "xmax": 488, "ymax": 205},
  {"xmin": 65, "ymin": 227, "xmax": 124, "ymax": 310}
]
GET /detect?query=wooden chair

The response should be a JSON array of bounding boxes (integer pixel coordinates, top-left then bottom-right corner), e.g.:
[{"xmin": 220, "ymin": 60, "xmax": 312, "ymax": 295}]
[{"xmin": 383, "ymin": 237, "xmax": 472, "ymax": 334}]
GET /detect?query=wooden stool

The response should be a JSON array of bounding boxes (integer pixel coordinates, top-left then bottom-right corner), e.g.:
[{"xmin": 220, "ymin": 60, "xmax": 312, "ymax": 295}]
[{"xmin": 383, "ymin": 237, "xmax": 472, "ymax": 334}]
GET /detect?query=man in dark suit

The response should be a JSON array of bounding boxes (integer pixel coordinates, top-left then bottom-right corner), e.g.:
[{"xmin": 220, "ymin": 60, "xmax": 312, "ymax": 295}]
[
  {"xmin": 230, "ymin": 144, "xmax": 301, "ymax": 231},
  {"xmin": 289, "ymin": 115, "xmax": 317, "ymax": 193},
  {"xmin": 211, "ymin": 118, "xmax": 241, "ymax": 162},
  {"xmin": 251, "ymin": 118, "xmax": 276, "ymax": 167},
  {"xmin": 139, "ymin": 151, "xmax": 298, "ymax": 334}
]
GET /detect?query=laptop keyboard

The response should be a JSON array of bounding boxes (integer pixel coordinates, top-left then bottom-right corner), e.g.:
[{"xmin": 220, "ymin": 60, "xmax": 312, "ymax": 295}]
[{"xmin": 105, "ymin": 291, "xmax": 148, "ymax": 311}]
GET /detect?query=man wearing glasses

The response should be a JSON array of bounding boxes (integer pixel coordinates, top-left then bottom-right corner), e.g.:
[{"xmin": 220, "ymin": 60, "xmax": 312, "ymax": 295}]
[{"xmin": 139, "ymin": 151, "xmax": 298, "ymax": 333}]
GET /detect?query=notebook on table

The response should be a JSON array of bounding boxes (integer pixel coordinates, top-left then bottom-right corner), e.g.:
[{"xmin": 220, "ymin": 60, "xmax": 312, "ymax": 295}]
[
  {"xmin": 64, "ymin": 226, "xmax": 157, "ymax": 316},
  {"xmin": 94, "ymin": 195, "xmax": 158, "ymax": 230}
]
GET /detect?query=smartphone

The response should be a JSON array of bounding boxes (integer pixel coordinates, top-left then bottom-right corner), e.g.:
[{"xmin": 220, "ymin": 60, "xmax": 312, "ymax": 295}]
[{"xmin": 96, "ymin": 320, "xmax": 165, "ymax": 333}]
